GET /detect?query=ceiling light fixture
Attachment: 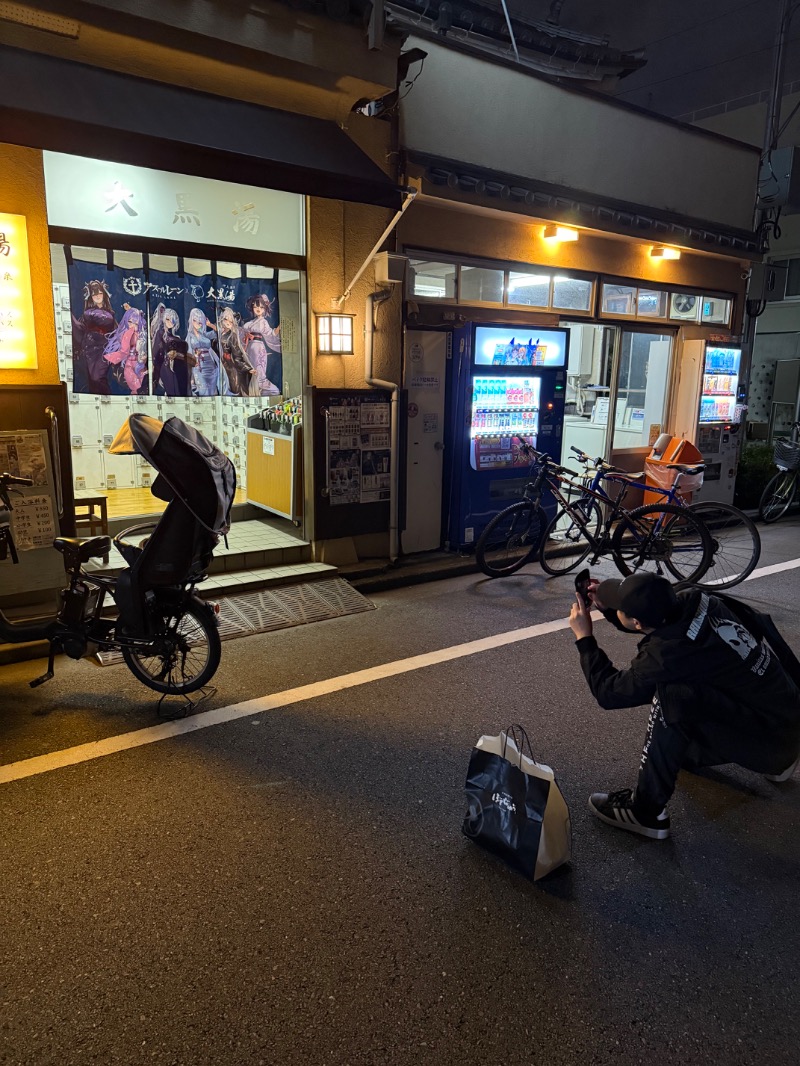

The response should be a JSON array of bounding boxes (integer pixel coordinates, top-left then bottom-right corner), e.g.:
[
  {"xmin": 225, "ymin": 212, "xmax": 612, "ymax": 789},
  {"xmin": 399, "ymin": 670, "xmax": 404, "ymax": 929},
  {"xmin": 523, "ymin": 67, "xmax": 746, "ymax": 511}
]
[
  {"xmin": 650, "ymin": 244, "xmax": 681, "ymax": 260},
  {"xmin": 543, "ymin": 224, "xmax": 578, "ymax": 242}
]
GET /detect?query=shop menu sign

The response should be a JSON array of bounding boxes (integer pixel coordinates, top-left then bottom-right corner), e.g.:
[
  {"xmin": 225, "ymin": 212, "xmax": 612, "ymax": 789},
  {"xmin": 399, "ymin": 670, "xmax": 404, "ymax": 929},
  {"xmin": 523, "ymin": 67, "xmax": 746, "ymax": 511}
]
[
  {"xmin": 43, "ymin": 153, "xmax": 305, "ymax": 257},
  {"xmin": 327, "ymin": 398, "xmax": 391, "ymax": 506},
  {"xmin": 0, "ymin": 212, "xmax": 38, "ymax": 369}
]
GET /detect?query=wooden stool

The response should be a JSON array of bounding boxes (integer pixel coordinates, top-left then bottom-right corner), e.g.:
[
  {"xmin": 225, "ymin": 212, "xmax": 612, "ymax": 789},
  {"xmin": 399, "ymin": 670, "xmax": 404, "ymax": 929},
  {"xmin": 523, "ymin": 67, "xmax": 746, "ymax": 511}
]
[{"xmin": 73, "ymin": 490, "xmax": 110, "ymax": 563}]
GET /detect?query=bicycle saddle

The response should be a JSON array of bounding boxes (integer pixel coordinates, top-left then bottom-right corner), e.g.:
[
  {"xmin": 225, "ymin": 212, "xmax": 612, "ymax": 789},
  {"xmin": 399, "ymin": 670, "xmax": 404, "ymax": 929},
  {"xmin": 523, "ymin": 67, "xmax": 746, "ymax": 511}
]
[
  {"xmin": 666, "ymin": 463, "xmax": 705, "ymax": 474},
  {"xmin": 53, "ymin": 536, "xmax": 112, "ymax": 562}
]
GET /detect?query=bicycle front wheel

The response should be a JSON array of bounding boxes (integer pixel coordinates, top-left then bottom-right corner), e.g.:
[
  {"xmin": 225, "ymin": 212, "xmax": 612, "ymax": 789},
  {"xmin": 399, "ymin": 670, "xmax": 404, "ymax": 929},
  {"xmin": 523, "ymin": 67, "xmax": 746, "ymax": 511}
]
[
  {"xmin": 759, "ymin": 470, "xmax": 797, "ymax": 524},
  {"xmin": 611, "ymin": 503, "xmax": 711, "ymax": 583},
  {"xmin": 540, "ymin": 501, "xmax": 602, "ymax": 576},
  {"xmin": 688, "ymin": 501, "xmax": 761, "ymax": 590},
  {"xmin": 475, "ymin": 501, "xmax": 544, "ymax": 577}
]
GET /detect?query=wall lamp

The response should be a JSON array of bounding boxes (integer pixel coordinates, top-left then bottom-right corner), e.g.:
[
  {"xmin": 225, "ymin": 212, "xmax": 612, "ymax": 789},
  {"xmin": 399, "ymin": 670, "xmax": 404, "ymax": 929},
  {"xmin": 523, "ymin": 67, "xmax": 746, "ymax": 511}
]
[
  {"xmin": 542, "ymin": 224, "xmax": 579, "ymax": 242},
  {"xmin": 650, "ymin": 244, "xmax": 681, "ymax": 260},
  {"xmin": 316, "ymin": 313, "xmax": 355, "ymax": 354}
]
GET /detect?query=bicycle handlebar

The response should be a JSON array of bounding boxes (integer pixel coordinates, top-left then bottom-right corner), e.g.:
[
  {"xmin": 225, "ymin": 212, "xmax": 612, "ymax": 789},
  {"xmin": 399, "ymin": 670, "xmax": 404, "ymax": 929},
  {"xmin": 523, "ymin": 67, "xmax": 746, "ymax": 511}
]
[{"xmin": 0, "ymin": 473, "xmax": 33, "ymax": 487}]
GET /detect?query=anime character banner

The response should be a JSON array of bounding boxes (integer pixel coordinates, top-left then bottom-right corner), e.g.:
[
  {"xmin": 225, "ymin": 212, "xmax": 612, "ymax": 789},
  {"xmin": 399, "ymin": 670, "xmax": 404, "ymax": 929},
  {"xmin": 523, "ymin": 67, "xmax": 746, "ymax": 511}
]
[
  {"xmin": 68, "ymin": 259, "xmax": 148, "ymax": 396},
  {"xmin": 68, "ymin": 254, "xmax": 282, "ymax": 400},
  {"xmin": 237, "ymin": 276, "xmax": 282, "ymax": 398},
  {"xmin": 147, "ymin": 268, "xmax": 191, "ymax": 397}
]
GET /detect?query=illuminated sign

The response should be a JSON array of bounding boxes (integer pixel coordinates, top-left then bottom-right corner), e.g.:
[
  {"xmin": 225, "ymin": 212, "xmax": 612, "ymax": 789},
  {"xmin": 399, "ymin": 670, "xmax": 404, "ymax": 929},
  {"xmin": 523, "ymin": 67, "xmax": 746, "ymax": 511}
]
[{"xmin": 0, "ymin": 213, "xmax": 38, "ymax": 370}]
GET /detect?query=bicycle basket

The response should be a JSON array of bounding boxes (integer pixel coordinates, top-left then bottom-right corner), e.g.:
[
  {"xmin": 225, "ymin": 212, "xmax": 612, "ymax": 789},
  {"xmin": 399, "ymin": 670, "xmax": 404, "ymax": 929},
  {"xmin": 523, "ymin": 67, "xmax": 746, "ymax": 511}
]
[
  {"xmin": 773, "ymin": 437, "xmax": 800, "ymax": 471},
  {"xmin": 645, "ymin": 458, "xmax": 704, "ymax": 493}
]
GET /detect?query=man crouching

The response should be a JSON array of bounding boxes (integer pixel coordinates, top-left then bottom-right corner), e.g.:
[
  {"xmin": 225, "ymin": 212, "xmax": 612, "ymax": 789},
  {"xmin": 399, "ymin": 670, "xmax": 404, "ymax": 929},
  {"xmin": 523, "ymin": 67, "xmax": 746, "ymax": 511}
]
[{"xmin": 569, "ymin": 572, "xmax": 800, "ymax": 840}]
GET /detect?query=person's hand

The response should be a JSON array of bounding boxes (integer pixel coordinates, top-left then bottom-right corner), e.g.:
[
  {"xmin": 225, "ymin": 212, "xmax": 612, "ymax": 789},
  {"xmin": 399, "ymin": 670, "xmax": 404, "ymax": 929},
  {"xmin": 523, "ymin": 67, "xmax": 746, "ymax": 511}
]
[
  {"xmin": 569, "ymin": 593, "xmax": 593, "ymax": 640},
  {"xmin": 587, "ymin": 578, "xmax": 605, "ymax": 610}
]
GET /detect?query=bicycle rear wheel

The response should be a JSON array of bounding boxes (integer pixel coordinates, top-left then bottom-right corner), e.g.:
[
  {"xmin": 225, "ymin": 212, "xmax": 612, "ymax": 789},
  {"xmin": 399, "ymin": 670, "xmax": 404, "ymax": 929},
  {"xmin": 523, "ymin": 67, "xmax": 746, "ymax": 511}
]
[
  {"xmin": 539, "ymin": 500, "xmax": 602, "ymax": 576},
  {"xmin": 475, "ymin": 501, "xmax": 544, "ymax": 577},
  {"xmin": 611, "ymin": 503, "xmax": 711, "ymax": 583},
  {"xmin": 688, "ymin": 501, "xmax": 761, "ymax": 590},
  {"xmin": 759, "ymin": 470, "xmax": 797, "ymax": 524}
]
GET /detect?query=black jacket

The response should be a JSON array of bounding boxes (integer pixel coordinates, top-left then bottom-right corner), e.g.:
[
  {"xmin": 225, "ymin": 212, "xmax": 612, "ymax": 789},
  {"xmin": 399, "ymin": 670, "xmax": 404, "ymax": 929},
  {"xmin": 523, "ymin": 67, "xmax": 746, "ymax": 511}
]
[{"xmin": 575, "ymin": 588, "xmax": 800, "ymax": 771}]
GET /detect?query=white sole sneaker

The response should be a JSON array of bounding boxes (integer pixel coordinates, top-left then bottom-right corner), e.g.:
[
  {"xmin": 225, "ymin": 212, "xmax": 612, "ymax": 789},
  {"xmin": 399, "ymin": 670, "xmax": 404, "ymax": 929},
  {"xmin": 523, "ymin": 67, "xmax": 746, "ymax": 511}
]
[
  {"xmin": 588, "ymin": 793, "xmax": 671, "ymax": 840},
  {"xmin": 764, "ymin": 755, "xmax": 800, "ymax": 783}
]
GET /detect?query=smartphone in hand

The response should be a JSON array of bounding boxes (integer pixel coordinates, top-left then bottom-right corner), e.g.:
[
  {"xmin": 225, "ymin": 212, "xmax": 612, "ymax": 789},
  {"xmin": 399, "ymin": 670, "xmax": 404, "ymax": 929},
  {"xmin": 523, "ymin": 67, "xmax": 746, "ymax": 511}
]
[{"xmin": 574, "ymin": 568, "xmax": 592, "ymax": 609}]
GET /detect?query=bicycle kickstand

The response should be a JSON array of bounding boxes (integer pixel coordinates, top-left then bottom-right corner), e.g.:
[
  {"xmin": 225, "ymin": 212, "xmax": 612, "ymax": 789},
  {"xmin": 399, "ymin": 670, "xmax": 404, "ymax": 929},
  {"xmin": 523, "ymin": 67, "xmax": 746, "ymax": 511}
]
[{"xmin": 30, "ymin": 640, "xmax": 58, "ymax": 688}]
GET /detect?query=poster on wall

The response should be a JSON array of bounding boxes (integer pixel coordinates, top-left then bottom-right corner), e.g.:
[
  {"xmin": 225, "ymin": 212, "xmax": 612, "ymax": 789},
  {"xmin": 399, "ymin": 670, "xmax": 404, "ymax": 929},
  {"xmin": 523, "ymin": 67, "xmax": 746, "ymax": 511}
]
[
  {"xmin": 68, "ymin": 258, "xmax": 148, "ymax": 396},
  {"xmin": 326, "ymin": 398, "xmax": 391, "ymax": 506},
  {"xmin": 68, "ymin": 252, "xmax": 282, "ymax": 400}
]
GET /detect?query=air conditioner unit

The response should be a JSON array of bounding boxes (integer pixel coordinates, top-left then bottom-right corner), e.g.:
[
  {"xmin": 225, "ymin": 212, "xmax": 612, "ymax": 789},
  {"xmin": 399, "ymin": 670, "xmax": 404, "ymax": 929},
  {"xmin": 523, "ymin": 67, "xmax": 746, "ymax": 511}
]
[
  {"xmin": 374, "ymin": 252, "xmax": 406, "ymax": 285},
  {"xmin": 670, "ymin": 293, "xmax": 700, "ymax": 320}
]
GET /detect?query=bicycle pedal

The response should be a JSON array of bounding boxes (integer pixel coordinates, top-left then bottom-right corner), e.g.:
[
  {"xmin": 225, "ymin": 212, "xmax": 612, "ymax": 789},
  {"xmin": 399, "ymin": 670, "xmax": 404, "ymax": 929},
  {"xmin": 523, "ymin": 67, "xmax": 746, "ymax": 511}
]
[{"xmin": 29, "ymin": 670, "xmax": 55, "ymax": 689}]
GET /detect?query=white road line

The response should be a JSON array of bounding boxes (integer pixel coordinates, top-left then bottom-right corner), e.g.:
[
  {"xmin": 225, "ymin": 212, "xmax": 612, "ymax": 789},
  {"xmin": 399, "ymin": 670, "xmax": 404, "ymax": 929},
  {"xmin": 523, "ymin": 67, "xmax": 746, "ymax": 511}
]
[
  {"xmin": 744, "ymin": 557, "xmax": 800, "ymax": 581},
  {"xmin": 3, "ymin": 554, "xmax": 800, "ymax": 786},
  {"xmin": 0, "ymin": 615, "xmax": 575, "ymax": 786}
]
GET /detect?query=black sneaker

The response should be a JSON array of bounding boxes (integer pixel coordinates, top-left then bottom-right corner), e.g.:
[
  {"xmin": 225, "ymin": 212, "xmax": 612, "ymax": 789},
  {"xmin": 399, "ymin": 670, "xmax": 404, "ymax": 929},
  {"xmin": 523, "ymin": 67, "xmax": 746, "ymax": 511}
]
[{"xmin": 588, "ymin": 788, "xmax": 670, "ymax": 840}]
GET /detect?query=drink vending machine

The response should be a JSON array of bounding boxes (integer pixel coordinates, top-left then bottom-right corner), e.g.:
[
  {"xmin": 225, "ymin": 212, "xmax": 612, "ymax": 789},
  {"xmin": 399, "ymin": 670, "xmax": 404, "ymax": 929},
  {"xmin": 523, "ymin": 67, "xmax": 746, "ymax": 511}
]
[
  {"xmin": 444, "ymin": 324, "xmax": 568, "ymax": 550},
  {"xmin": 675, "ymin": 340, "xmax": 744, "ymax": 505}
]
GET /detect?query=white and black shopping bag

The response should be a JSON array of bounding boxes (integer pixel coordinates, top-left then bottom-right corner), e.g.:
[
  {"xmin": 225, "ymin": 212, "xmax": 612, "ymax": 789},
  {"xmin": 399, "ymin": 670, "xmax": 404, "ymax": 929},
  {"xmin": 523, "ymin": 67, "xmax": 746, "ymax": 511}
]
[{"xmin": 463, "ymin": 724, "xmax": 571, "ymax": 881}]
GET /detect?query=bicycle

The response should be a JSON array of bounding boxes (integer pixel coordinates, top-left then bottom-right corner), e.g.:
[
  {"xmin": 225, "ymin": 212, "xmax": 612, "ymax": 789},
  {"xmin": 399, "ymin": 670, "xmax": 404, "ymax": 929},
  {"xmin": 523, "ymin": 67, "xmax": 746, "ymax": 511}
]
[
  {"xmin": 566, "ymin": 447, "xmax": 761, "ymax": 590},
  {"xmin": 475, "ymin": 441, "xmax": 712, "ymax": 582},
  {"xmin": 474, "ymin": 446, "xmax": 571, "ymax": 576},
  {"xmin": 0, "ymin": 414, "xmax": 235, "ymax": 695},
  {"xmin": 759, "ymin": 421, "xmax": 800, "ymax": 524}
]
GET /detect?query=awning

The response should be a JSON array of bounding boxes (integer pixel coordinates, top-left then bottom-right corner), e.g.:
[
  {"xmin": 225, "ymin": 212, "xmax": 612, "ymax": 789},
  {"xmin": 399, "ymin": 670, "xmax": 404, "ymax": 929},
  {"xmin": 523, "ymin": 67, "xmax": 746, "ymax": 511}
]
[{"xmin": 0, "ymin": 46, "xmax": 406, "ymax": 210}]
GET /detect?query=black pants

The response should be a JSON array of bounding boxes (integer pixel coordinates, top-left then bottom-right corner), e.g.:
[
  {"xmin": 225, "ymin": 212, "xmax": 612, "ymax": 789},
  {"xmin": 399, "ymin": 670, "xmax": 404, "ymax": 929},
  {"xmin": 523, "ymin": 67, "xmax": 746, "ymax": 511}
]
[{"xmin": 635, "ymin": 691, "xmax": 799, "ymax": 815}]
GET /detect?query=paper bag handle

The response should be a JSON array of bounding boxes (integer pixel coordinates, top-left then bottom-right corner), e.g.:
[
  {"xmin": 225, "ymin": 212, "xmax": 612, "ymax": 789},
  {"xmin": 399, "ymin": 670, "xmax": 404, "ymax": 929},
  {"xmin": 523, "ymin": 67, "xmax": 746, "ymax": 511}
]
[{"xmin": 501, "ymin": 724, "xmax": 535, "ymax": 767}]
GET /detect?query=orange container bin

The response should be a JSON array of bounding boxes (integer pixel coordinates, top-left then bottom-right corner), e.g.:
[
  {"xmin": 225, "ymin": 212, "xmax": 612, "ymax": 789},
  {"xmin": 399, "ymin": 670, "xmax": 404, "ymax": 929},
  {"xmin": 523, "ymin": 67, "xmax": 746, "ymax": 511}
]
[{"xmin": 644, "ymin": 434, "xmax": 703, "ymax": 506}]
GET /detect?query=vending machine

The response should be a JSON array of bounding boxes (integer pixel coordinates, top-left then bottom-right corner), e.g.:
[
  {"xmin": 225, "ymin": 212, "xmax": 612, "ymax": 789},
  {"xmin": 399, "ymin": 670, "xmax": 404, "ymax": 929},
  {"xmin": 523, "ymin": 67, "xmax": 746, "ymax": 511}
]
[
  {"xmin": 444, "ymin": 324, "xmax": 568, "ymax": 550},
  {"xmin": 674, "ymin": 340, "xmax": 744, "ymax": 505}
]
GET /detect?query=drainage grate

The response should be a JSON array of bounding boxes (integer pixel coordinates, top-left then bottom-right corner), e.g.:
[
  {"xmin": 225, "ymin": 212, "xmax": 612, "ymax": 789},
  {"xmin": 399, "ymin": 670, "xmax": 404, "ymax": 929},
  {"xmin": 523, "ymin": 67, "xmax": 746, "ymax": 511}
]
[{"xmin": 96, "ymin": 578, "xmax": 375, "ymax": 666}]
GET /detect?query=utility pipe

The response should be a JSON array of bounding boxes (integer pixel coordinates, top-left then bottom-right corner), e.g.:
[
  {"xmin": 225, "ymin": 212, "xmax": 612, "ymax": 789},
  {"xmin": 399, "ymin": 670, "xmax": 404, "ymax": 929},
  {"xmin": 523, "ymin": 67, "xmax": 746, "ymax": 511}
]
[
  {"xmin": 335, "ymin": 188, "xmax": 417, "ymax": 307},
  {"xmin": 365, "ymin": 288, "xmax": 400, "ymax": 562}
]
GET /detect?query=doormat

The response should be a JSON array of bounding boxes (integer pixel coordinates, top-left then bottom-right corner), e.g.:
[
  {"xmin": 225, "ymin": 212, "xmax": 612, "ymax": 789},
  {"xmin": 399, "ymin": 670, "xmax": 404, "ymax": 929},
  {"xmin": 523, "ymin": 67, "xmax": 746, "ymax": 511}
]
[{"xmin": 96, "ymin": 578, "xmax": 376, "ymax": 666}]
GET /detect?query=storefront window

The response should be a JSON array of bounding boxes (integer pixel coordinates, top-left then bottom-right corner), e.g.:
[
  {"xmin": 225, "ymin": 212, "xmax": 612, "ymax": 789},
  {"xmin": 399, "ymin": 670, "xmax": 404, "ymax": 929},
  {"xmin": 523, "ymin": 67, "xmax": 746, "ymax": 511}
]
[
  {"xmin": 637, "ymin": 289, "xmax": 668, "ymax": 318},
  {"xmin": 552, "ymin": 275, "xmax": 592, "ymax": 312},
  {"xmin": 507, "ymin": 271, "xmax": 551, "ymax": 307},
  {"xmin": 601, "ymin": 283, "xmax": 636, "ymax": 316},
  {"xmin": 49, "ymin": 242, "xmax": 304, "ymax": 517},
  {"xmin": 612, "ymin": 332, "xmax": 672, "ymax": 449},
  {"xmin": 701, "ymin": 296, "xmax": 732, "ymax": 325},
  {"xmin": 410, "ymin": 260, "xmax": 456, "ymax": 299},
  {"xmin": 459, "ymin": 265, "xmax": 504, "ymax": 304}
]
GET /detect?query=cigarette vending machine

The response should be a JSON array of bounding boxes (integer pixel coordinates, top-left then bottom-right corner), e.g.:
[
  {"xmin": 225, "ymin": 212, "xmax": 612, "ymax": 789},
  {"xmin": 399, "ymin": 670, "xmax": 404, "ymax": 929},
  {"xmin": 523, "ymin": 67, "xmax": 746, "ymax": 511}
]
[
  {"xmin": 444, "ymin": 324, "xmax": 568, "ymax": 550},
  {"xmin": 674, "ymin": 340, "xmax": 744, "ymax": 505}
]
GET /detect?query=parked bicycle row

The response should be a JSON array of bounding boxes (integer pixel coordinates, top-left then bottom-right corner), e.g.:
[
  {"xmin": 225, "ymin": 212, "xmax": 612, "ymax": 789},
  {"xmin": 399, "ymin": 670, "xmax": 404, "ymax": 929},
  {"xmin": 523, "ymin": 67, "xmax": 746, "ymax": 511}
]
[{"xmin": 475, "ymin": 440, "xmax": 761, "ymax": 590}]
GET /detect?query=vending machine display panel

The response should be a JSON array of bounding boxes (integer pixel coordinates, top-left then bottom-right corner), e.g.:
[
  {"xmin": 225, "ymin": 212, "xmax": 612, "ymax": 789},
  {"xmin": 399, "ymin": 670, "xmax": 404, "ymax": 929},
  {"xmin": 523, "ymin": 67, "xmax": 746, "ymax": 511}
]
[
  {"xmin": 473, "ymin": 326, "xmax": 567, "ymax": 368},
  {"xmin": 699, "ymin": 346, "xmax": 741, "ymax": 424}
]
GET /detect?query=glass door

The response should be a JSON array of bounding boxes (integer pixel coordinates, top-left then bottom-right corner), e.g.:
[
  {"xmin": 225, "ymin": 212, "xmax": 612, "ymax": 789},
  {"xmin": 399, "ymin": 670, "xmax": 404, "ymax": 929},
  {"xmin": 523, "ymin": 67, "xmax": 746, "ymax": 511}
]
[{"xmin": 610, "ymin": 330, "xmax": 673, "ymax": 456}]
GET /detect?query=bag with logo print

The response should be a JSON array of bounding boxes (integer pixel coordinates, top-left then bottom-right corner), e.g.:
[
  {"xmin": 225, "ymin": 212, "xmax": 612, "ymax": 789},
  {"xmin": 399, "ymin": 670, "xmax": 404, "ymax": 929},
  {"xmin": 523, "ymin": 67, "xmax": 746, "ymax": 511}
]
[{"xmin": 462, "ymin": 724, "xmax": 571, "ymax": 881}]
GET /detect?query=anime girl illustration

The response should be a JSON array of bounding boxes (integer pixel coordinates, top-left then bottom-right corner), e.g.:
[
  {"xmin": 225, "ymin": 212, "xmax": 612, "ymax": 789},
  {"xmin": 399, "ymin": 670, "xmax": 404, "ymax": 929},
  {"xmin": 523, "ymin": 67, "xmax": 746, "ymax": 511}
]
[
  {"xmin": 103, "ymin": 306, "xmax": 148, "ymax": 395},
  {"xmin": 72, "ymin": 280, "xmax": 118, "ymax": 394},
  {"xmin": 186, "ymin": 307, "xmax": 220, "ymax": 397},
  {"xmin": 242, "ymin": 293, "xmax": 281, "ymax": 397},
  {"xmin": 150, "ymin": 303, "xmax": 191, "ymax": 396},
  {"xmin": 217, "ymin": 306, "xmax": 257, "ymax": 397}
]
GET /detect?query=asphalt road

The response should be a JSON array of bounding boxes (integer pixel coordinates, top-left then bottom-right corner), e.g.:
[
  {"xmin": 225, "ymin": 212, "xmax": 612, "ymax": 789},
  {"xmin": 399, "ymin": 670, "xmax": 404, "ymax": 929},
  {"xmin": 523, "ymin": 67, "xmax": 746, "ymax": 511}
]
[{"xmin": 1, "ymin": 520, "xmax": 799, "ymax": 1066}]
